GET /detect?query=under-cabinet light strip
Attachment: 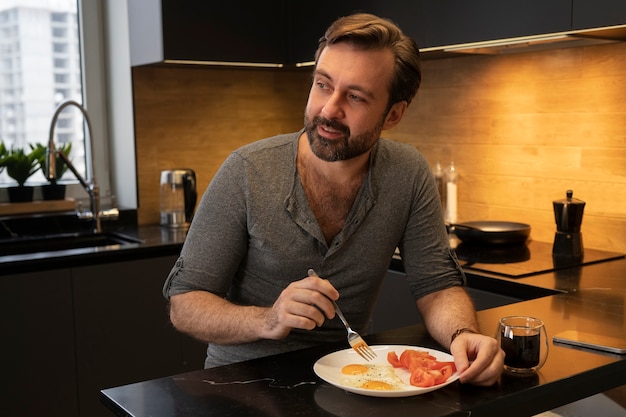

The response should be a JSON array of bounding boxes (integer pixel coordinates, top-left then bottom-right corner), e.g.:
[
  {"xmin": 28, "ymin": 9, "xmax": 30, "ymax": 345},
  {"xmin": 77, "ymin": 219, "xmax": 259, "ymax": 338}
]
[
  {"xmin": 163, "ymin": 60, "xmax": 284, "ymax": 68},
  {"xmin": 421, "ymin": 23, "xmax": 626, "ymax": 53}
]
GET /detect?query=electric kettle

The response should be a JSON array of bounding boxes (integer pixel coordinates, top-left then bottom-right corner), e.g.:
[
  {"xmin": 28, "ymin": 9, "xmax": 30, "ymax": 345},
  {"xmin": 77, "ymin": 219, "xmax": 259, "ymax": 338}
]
[{"xmin": 160, "ymin": 169, "xmax": 197, "ymax": 229}]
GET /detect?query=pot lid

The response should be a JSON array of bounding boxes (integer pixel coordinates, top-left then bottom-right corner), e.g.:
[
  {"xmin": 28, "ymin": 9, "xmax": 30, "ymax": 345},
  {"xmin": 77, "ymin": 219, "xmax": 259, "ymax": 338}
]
[{"xmin": 553, "ymin": 190, "xmax": 585, "ymax": 206}]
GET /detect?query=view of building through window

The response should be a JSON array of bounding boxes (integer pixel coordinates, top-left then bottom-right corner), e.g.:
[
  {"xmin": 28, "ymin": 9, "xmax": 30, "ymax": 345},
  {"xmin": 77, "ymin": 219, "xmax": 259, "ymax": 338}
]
[{"xmin": 0, "ymin": 0, "xmax": 85, "ymax": 185}]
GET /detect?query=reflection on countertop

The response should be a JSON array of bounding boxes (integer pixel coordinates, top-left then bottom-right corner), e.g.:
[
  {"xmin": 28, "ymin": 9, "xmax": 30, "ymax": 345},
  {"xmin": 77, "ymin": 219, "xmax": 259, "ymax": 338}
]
[
  {"xmin": 454, "ymin": 240, "xmax": 624, "ymax": 278},
  {"xmin": 0, "ymin": 220, "xmax": 187, "ymax": 275}
]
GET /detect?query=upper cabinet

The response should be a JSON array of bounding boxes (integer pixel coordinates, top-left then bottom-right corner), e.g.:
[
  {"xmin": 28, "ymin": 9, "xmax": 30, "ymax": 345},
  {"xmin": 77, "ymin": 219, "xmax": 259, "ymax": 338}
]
[
  {"xmin": 393, "ymin": 1, "xmax": 572, "ymax": 49},
  {"xmin": 287, "ymin": 1, "xmax": 383, "ymax": 65},
  {"xmin": 128, "ymin": 0, "xmax": 287, "ymax": 67},
  {"xmin": 572, "ymin": 0, "xmax": 626, "ymax": 29},
  {"xmin": 128, "ymin": 1, "xmax": 626, "ymax": 67}
]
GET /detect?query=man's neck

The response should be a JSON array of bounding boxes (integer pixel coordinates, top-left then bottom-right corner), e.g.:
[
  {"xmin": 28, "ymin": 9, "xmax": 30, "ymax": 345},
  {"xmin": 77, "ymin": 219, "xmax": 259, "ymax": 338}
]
[{"xmin": 297, "ymin": 132, "xmax": 370, "ymax": 185}]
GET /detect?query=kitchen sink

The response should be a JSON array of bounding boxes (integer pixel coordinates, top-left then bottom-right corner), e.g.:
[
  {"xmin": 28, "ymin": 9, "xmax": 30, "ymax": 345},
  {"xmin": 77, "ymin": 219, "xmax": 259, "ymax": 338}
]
[{"xmin": 0, "ymin": 231, "xmax": 143, "ymax": 256}]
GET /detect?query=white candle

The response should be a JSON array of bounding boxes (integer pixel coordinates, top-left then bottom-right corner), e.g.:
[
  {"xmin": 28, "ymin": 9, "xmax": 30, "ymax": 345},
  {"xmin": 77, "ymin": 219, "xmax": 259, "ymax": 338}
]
[
  {"xmin": 445, "ymin": 161, "xmax": 458, "ymax": 224},
  {"xmin": 447, "ymin": 182, "xmax": 457, "ymax": 224}
]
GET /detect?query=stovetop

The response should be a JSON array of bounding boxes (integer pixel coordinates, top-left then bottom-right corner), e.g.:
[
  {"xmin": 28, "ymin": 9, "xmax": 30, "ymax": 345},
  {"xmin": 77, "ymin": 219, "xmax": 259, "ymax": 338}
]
[{"xmin": 454, "ymin": 240, "xmax": 624, "ymax": 278}]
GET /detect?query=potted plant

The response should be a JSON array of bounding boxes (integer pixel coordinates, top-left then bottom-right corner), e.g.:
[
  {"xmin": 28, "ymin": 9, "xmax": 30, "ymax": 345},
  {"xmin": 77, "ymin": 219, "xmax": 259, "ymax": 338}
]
[
  {"xmin": 0, "ymin": 141, "xmax": 7, "ymax": 174},
  {"xmin": 34, "ymin": 142, "xmax": 72, "ymax": 200},
  {"xmin": 2, "ymin": 145, "xmax": 45, "ymax": 202}
]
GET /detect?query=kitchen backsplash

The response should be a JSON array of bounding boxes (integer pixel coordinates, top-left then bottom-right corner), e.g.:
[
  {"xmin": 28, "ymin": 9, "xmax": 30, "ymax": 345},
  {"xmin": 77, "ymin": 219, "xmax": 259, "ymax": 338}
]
[{"xmin": 132, "ymin": 41, "xmax": 626, "ymax": 254}]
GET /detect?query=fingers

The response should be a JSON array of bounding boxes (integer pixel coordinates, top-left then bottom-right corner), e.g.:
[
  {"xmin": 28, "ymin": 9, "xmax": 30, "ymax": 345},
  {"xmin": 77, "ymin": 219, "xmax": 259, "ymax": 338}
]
[
  {"xmin": 267, "ymin": 274, "xmax": 339, "ymax": 336},
  {"xmin": 451, "ymin": 333, "xmax": 505, "ymax": 386}
]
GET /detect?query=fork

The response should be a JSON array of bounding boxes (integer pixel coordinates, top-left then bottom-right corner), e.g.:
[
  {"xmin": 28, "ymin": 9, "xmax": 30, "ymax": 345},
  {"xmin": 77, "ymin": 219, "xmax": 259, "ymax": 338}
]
[{"xmin": 307, "ymin": 269, "xmax": 377, "ymax": 361}]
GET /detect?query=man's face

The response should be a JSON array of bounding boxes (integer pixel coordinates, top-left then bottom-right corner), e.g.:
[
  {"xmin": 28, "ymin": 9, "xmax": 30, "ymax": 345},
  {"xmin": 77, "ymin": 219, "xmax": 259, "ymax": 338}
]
[{"xmin": 304, "ymin": 42, "xmax": 399, "ymax": 162}]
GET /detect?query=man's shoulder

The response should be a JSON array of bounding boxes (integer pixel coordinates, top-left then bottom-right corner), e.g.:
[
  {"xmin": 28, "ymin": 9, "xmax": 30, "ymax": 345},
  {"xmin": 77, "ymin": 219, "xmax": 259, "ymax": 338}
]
[
  {"xmin": 237, "ymin": 131, "xmax": 301, "ymax": 156},
  {"xmin": 377, "ymin": 138, "xmax": 426, "ymax": 165},
  {"xmin": 378, "ymin": 137, "xmax": 419, "ymax": 153}
]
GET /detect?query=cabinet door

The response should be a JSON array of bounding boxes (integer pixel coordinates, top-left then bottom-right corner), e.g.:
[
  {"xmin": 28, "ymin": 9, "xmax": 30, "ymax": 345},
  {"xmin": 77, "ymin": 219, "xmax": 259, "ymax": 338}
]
[
  {"xmin": 287, "ymin": 1, "xmax": 376, "ymax": 64},
  {"xmin": 370, "ymin": 270, "xmax": 422, "ymax": 334},
  {"xmin": 0, "ymin": 269, "xmax": 77, "ymax": 417},
  {"xmin": 573, "ymin": 0, "xmax": 626, "ymax": 29},
  {"xmin": 162, "ymin": 0, "xmax": 287, "ymax": 63},
  {"xmin": 370, "ymin": 270, "xmax": 523, "ymax": 334},
  {"xmin": 380, "ymin": 0, "xmax": 573, "ymax": 49},
  {"xmin": 72, "ymin": 256, "xmax": 206, "ymax": 417},
  {"xmin": 130, "ymin": 0, "xmax": 287, "ymax": 66},
  {"xmin": 289, "ymin": 1, "xmax": 574, "ymax": 61}
]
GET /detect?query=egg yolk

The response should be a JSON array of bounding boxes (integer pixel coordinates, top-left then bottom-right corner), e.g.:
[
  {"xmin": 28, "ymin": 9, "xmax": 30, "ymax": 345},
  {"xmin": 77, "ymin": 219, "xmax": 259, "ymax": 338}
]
[
  {"xmin": 360, "ymin": 380, "xmax": 393, "ymax": 390},
  {"xmin": 341, "ymin": 364, "xmax": 369, "ymax": 375}
]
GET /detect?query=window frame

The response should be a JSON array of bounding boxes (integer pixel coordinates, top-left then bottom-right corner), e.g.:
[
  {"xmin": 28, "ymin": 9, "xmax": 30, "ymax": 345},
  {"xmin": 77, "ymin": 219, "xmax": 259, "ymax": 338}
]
[{"xmin": 76, "ymin": 0, "xmax": 137, "ymax": 210}]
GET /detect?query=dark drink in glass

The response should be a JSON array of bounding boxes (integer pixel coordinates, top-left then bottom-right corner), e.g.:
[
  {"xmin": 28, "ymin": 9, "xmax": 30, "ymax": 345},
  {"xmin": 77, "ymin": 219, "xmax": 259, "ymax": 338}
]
[
  {"xmin": 501, "ymin": 332, "xmax": 541, "ymax": 368},
  {"xmin": 497, "ymin": 316, "xmax": 548, "ymax": 373}
]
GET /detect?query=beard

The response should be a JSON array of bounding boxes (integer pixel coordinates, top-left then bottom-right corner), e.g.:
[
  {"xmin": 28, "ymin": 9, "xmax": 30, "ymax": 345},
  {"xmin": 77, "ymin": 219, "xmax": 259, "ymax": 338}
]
[{"xmin": 304, "ymin": 113, "xmax": 385, "ymax": 162}]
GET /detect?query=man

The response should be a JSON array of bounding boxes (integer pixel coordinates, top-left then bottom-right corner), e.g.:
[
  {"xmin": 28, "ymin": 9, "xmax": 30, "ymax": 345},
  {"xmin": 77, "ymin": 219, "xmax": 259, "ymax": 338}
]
[{"xmin": 163, "ymin": 12, "xmax": 504, "ymax": 386}]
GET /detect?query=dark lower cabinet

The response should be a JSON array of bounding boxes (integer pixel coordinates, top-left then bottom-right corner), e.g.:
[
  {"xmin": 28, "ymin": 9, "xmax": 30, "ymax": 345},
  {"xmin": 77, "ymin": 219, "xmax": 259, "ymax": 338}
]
[
  {"xmin": 0, "ymin": 255, "xmax": 206, "ymax": 417},
  {"xmin": 73, "ymin": 256, "xmax": 206, "ymax": 417},
  {"xmin": 370, "ymin": 270, "xmax": 524, "ymax": 334},
  {"xmin": 1, "ymin": 268, "xmax": 78, "ymax": 417}
]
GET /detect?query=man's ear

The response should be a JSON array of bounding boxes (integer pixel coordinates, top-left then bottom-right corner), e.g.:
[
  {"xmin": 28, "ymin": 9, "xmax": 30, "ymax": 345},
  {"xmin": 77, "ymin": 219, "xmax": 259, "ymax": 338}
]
[{"xmin": 382, "ymin": 101, "xmax": 408, "ymax": 130}]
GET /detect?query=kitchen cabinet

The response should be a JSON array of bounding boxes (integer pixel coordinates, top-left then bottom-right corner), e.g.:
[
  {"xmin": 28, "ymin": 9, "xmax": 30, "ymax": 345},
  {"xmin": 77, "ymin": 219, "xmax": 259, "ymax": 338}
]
[
  {"xmin": 387, "ymin": 0, "xmax": 572, "ymax": 49},
  {"xmin": 287, "ymin": 1, "xmax": 376, "ymax": 64},
  {"xmin": 370, "ymin": 270, "xmax": 525, "ymax": 333},
  {"xmin": 129, "ymin": 1, "xmax": 626, "ymax": 67},
  {"xmin": 573, "ymin": 0, "xmax": 626, "ymax": 29},
  {"xmin": 0, "ymin": 255, "xmax": 206, "ymax": 417},
  {"xmin": 128, "ymin": 0, "xmax": 287, "ymax": 66},
  {"xmin": 73, "ymin": 255, "xmax": 206, "ymax": 417},
  {"xmin": 235, "ymin": 1, "xmax": 578, "ymax": 64},
  {"xmin": 1, "ymin": 268, "xmax": 78, "ymax": 417}
]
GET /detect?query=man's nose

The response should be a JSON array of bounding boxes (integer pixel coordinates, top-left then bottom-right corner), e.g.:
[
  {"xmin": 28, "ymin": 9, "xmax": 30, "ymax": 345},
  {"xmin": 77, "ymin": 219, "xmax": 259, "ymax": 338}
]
[{"xmin": 321, "ymin": 92, "xmax": 345, "ymax": 120}]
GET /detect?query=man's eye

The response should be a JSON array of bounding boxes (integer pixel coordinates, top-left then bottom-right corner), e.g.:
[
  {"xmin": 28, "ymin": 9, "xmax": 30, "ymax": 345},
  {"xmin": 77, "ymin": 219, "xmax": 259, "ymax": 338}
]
[
  {"xmin": 349, "ymin": 94, "xmax": 363, "ymax": 102},
  {"xmin": 316, "ymin": 81, "xmax": 327, "ymax": 89}
]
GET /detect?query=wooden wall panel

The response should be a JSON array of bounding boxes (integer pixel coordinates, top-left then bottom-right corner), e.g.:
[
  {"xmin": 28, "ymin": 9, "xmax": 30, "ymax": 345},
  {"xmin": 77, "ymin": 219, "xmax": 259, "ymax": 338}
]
[
  {"xmin": 132, "ymin": 41, "xmax": 626, "ymax": 253},
  {"xmin": 132, "ymin": 66, "xmax": 311, "ymax": 226}
]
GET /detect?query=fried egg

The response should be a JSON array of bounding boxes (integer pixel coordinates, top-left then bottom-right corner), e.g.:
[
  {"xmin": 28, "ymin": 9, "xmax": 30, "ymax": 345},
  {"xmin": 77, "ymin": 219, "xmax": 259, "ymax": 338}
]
[{"xmin": 340, "ymin": 363, "xmax": 405, "ymax": 391}]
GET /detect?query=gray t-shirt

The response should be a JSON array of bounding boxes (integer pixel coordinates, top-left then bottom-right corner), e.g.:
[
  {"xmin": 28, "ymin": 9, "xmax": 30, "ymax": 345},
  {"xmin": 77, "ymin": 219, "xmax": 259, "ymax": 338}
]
[{"xmin": 163, "ymin": 130, "xmax": 464, "ymax": 368}]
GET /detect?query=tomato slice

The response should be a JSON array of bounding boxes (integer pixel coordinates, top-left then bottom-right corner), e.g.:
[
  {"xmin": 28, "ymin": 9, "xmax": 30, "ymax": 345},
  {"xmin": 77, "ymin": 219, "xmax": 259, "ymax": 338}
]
[
  {"xmin": 425, "ymin": 360, "xmax": 456, "ymax": 371},
  {"xmin": 428, "ymin": 369, "xmax": 446, "ymax": 385},
  {"xmin": 399, "ymin": 350, "xmax": 415, "ymax": 369},
  {"xmin": 387, "ymin": 348, "xmax": 456, "ymax": 387},
  {"xmin": 410, "ymin": 368, "xmax": 435, "ymax": 388},
  {"xmin": 408, "ymin": 355, "xmax": 433, "ymax": 372},
  {"xmin": 399, "ymin": 349, "xmax": 437, "ymax": 369},
  {"xmin": 438, "ymin": 364, "xmax": 454, "ymax": 383},
  {"xmin": 387, "ymin": 351, "xmax": 403, "ymax": 368}
]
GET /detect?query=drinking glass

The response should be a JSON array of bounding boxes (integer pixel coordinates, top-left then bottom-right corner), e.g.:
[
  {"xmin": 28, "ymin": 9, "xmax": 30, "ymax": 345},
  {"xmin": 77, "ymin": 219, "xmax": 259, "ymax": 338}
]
[{"xmin": 496, "ymin": 316, "xmax": 548, "ymax": 374}]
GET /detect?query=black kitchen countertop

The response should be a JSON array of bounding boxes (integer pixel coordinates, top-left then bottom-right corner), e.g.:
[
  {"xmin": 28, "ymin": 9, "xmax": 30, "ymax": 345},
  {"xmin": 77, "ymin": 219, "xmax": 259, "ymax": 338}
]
[
  {"xmin": 0, "ymin": 223, "xmax": 187, "ymax": 275},
  {"xmin": 2, "ymin": 221, "xmax": 625, "ymax": 416},
  {"xmin": 99, "ymin": 258, "xmax": 626, "ymax": 417},
  {"xmin": 455, "ymin": 240, "xmax": 624, "ymax": 278}
]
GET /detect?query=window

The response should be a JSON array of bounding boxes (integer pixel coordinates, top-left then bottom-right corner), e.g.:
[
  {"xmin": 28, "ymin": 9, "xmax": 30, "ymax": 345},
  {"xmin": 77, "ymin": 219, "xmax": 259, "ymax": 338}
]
[
  {"xmin": 0, "ymin": 0, "xmax": 85, "ymax": 185},
  {"xmin": 51, "ymin": 12, "xmax": 68, "ymax": 23},
  {"xmin": 0, "ymin": 0, "xmax": 136, "ymax": 209}
]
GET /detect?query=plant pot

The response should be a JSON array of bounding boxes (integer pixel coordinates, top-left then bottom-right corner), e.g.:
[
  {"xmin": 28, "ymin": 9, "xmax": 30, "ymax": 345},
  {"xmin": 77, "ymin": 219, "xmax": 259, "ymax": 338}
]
[
  {"xmin": 8, "ymin": 186, "xmax": 34, "ymax": 203},
  {"xmin": 42, "ymin": 183, "xmax": 66, "ymax": 200}
]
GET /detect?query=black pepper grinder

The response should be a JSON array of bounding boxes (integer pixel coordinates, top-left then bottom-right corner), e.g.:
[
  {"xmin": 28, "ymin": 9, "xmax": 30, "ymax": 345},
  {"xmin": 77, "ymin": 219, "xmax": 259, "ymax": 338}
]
[{"xmin": 552, "ymin": 190, "xmax": 585, "ymax": 258}]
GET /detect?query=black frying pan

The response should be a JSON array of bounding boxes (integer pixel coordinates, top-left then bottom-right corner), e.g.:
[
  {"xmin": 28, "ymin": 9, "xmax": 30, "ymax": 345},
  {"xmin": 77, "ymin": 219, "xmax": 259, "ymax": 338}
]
[{"xmin": 450, "ymin": 221, "xmax": 531, "ymax": 245}]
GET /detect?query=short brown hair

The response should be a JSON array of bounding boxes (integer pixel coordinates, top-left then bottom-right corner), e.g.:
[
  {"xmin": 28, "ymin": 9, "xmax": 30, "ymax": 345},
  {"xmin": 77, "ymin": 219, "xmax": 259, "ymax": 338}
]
[{"xmin": 315, "ymin": 13, "xmax": 422, "ymax": 106}]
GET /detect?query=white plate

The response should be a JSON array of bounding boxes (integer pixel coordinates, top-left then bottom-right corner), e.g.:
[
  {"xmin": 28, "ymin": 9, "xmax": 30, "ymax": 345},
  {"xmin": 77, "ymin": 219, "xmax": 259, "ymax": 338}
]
[{"xmin": 313, "ymin": 345, "xmax": 460, "ymax": 398}]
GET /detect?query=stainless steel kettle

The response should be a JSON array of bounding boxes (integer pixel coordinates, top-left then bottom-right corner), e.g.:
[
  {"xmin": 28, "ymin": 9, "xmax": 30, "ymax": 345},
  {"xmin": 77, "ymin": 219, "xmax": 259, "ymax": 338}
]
[{"xmin": 160, "ymin": 169, "xmax": 197, "ymax": 228}]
